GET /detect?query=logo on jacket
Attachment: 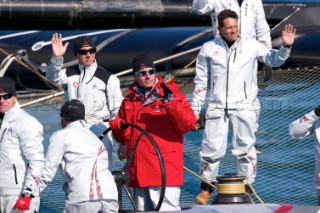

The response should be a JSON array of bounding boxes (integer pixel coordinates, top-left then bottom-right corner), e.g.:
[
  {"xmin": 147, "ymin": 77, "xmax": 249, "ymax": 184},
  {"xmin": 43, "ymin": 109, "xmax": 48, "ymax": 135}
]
[
  {"xmin": 213, "ymin": 50, "xmax": 219, "ymax": 56},
  {"xmin": 73, "ymin": 81, "xmax": 79, "ymax": 87},
  {"xmin": 140, "ymin": 63, "xmax": 146, "ymax": 70}
]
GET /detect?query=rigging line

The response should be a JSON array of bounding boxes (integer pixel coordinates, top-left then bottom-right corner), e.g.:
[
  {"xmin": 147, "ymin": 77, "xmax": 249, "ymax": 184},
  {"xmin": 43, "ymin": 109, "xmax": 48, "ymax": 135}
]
[
  {"xmin": 245, "ymin": 178, "xmax": 264, "ymax": 204},
  {"xmin": 176, "ymin": 28, "xmax": 213, "ymax": 48},
  {"xmin": 116, "ymin": 46, "xmax": 202, "ymax": 77},
  {"xmin": 183, "ymin": 166, "xmax": 217, "ymax": 190},
  {"xmin": 0, "ymin": 48, "xmax": 64, "ymax": 91},
  {"xmin": 20, "ymin": 91, "xmax": 64, "ymax": 108},
  {"xmin": 269, "ymin": 6, "xmax": 303, "ymax": 33},
  {"xmin": 173, "ymin": 57, "xmax": 197, "ymax": 77}
]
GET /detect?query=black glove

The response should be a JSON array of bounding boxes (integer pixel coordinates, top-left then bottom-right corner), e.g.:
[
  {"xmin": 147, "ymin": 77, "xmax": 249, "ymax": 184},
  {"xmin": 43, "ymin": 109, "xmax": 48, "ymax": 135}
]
[
  {"xmin": 194, "ymin": 112, "xmax": 206, "ymax": 130},
  {"xmin": 262, "ymin": 64, "xmax": 272, "ymax": 82},
  {"xmin": 155, "ymin": 83, "xmax": 174, "ymax": 103},
  {"xmin": 315, "ymin": 105, "xmax": 320, "ymax": 117}
]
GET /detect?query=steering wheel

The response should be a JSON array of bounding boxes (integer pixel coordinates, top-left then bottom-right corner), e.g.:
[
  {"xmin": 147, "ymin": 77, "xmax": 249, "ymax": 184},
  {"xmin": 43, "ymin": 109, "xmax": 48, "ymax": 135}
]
[{"xmin": 100, "ymin": 122, "xmax": 166, "ymax": 211}]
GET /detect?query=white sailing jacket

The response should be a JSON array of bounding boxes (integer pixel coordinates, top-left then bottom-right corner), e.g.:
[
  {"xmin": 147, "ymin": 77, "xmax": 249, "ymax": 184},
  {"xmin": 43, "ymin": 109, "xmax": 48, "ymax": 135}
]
[
  {"xmin": 0, "ymin": 101, "xmax": 45, "ymax": 196},
  {"xmin": 40, "ymin": 120, "xmax": 118, "ymax": 203},
  {"xmin": 192, "ymin": 36, "xmax": 291, "ymax": 113},
  {"xmin": 192, "ymin": 0, "xmax": 271, "ymax": 48},
  {"xmin": 289, "ymin": 110, "xmax": 319, "ymax": 139},
  {"xmin": 46, "ymin": 56, "xmax": 123, "ymax": 126},
  {"xmin": 289, "ymin": 110, "xmax": 320, "ymax": 188}
]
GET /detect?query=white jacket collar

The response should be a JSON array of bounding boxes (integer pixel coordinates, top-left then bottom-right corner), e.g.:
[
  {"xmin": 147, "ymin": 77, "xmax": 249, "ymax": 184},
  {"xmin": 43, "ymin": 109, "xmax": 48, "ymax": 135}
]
[
  {"xmin": 78, "ymin": 60, "xmax": 98, "ymax": 75},
  {"xmin": 4, "ymin": 100, "xmax": 20, "ymax": 121}
]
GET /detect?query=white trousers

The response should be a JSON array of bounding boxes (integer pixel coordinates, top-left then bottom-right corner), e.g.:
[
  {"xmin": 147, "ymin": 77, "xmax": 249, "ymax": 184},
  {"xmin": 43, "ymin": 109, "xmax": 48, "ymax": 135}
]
[
  {"xmin": 133, "ymin": 186, "xmax": 181, "ymax": 211},
  {"xmin": 199, "ymin": 108, "xmax": 257, "ymax": 183},
  {"xmin": 63, "ymin": 199, "xmax": 118, "ymax": 213},
  {"xmin": 0, "ymin": 195, "xmax": 40, "ymax": 213},
  {"xmin": 89, "ymin": 122, "xmax": 114, "ymax": 171}
]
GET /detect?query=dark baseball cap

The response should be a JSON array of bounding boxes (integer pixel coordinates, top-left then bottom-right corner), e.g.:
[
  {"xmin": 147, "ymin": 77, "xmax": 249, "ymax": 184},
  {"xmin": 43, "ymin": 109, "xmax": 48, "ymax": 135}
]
[
  {"xmin": 73, "ymin": 36, "xmax": 96, "ymax": 55},
  {"xmin": 60, "ymin": 99, "xmax": 85, "ymax": 121},
  {"xmin": 132, "ymin": 53, "xmax": 155, "ymax": 74},
  {"xmin": 0, "ymin": 77, "xmax": 17, "ymax": 96}
]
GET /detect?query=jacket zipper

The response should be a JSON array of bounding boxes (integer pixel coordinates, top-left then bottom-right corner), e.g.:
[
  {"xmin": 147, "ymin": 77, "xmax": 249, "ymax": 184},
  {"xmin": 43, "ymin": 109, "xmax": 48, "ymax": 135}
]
[
  {"xmin": 225, "ymin": 51, "xmax": 233, "ymax": 117},
  {"xmin": 13, "ymin": 164, "xmax": 18, "ymax": 184},
  {"xmin": 226, "ymin": 46, "xmax": 238, "ymax": 115},
  {"xmin": 0, "ymin": 128, "xmax": 7, "ymax": 143},
  {"xmin": 245, "ymin": 4, "xmax": 248, "ymax": 16},
  {"xmin": 244, "ymin": 82, "xmax": 247, "ymax": 99}
]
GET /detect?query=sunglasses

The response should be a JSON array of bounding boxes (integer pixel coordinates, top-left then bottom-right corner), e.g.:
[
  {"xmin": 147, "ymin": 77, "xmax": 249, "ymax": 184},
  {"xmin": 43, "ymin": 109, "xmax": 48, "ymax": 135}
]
[
  {"xmin": 78, "ymin": 48, "xmax": 96, "ymax": 55},
  {"xmin": 135, "ymin": 69, "xmax": 156, "ymax": 77},
  {"xmin": 0, "ymin": 93, "xmax": 13, "ymax": 100}
]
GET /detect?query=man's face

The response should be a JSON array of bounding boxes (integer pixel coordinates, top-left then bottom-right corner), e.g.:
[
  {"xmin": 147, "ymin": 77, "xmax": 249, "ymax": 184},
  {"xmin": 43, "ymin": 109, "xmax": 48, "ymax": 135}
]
[
  {"xmin": 218, "ymin": 17, "xmax": 239, "ymax": 42},
  {"xmin": 0, "ymin": 93, "xmax": 16, "ymax": 113},
  {"xmin": 76, "ymin": 47, "xmax": 96, "ymax": 66},
  {"xmin": 134, "ymin": 67, "xmax": 156, "ymax": 89}
]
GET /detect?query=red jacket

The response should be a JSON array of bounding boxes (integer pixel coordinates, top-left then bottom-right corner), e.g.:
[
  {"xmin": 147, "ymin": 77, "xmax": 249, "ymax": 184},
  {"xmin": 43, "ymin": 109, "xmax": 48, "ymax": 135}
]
[{"xmin": 112, "ymin": 76, "xmax": 196, "ymax": 187}]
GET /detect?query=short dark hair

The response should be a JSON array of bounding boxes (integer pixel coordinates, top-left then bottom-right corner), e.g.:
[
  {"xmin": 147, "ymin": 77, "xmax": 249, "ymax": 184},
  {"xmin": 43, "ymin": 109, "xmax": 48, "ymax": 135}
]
[{"xmin": 218, "ymin": 9, "xmax": 238, "ymax": 28}]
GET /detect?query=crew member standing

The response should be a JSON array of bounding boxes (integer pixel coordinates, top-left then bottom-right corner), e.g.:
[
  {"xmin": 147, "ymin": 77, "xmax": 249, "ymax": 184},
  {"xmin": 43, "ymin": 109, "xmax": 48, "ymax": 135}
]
[
  {"xmin": 0, "ymin": 77, "xmax": 45, "ymax": 213},
  {"xmin": 192, "ymin": 9, "xmax": 295, "ymax": 204},
  {"xmin": 45, "ymin": 34, "xmax": 123, "ymax": 170},
  {"xmin": 192, "ymin": 0, "xmax": 272, "ymax": 161},
  {"xmin": 110, "ymin": 54, "xmax": 196, "ymax": 211}
]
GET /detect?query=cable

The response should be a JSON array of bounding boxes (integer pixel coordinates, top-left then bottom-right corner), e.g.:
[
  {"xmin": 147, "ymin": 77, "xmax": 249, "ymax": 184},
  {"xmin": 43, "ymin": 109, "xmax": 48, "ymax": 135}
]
[
  {"xmin": 217, "ymin": 183, "xmax": 245, "ymax": 194},
  {"xmin": 183, "ymin": 166, "xmax": 216, "ymax": 190},
  {"xmin": 245, "ymin": 178, "xmax": 264, "ymax": 204},
  {"xmin": 0, "ymin": 48, "xmax": 63, "ymax": 91},
  {"xmin": 20, "ymin": 91, "xmax": 64, "ymax": 108}
]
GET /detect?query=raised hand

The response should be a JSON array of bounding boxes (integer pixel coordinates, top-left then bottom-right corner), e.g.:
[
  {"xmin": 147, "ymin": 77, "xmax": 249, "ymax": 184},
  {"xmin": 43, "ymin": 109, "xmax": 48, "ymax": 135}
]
[
  {"xmin": 51, "ymin": 33, "xmax": 69, "ymax": 59},
  {"xmin": 282, "ymin": 24, "xmax": 296, "ymax": 47}
]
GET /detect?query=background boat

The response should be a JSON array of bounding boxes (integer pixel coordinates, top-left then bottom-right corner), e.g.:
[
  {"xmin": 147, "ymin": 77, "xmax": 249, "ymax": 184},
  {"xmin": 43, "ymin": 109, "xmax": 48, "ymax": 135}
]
[{"xmin": 0, "ymin": 0, "xmax": 320, "ymax": 90}]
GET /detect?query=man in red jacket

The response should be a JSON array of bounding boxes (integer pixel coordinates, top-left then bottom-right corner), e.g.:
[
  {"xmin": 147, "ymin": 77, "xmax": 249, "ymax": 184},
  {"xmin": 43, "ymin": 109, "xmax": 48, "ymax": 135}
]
[{"xmin": 110, "ymin": 53, "xmax": 196, "ymax": 211}]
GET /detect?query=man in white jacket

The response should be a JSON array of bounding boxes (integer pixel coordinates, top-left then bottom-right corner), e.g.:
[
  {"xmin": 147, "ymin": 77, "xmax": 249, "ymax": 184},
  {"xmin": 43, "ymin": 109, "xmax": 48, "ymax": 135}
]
[
  {"xmin": 40, "ymin": 99, "xmax": 118, "ymax": 213},
  {"xmin": 0, "ymin": 77, "xmax": 45, "ymax": 213},
  {"xmin": 193, "ymin": 0, "xmax": 272, "ymax": 152},
  {"xmin": 45, "ymin": 34, "xmax": 124, "ymax": 170},
  {"xmin": 192, "ymin": 9, "xmax": 296, "ymax": 204},
  {"xmin": 289, "ymin": 105, "xmax": 320, "ymax": 204}
]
